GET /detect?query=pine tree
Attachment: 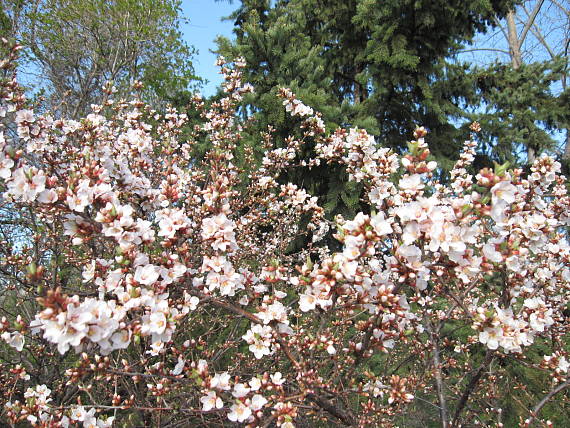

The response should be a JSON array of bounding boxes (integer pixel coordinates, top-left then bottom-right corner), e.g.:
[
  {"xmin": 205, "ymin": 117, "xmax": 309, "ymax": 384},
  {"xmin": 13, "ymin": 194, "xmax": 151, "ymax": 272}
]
[
  {"xmin": 465, "ymin": 0, "xmax": 570, "ymax": 168},
  {"xmin": 471, "ymin": 58, "xmax": 567, "ymax": 165},
  {"xmin": 216, "ymin": 0, "xmax": 516, "ymax": 216}
]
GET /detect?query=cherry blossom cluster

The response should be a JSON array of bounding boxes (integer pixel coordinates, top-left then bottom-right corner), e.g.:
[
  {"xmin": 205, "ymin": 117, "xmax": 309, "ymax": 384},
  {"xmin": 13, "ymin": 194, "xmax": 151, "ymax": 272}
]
[{"xmin": 1, "ymin": 40, "xmax": 569, "ymax": 427}]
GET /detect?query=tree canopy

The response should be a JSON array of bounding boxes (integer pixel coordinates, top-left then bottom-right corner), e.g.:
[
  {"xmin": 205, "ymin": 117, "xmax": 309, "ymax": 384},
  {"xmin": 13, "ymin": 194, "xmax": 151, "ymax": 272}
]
[
  {"xmin": 215, "ymin": 0, "xmax": 519, "ymax": 218},
  {"xmin": 1, "ymin": 0, "xmax": 200, "ymax": 116}
]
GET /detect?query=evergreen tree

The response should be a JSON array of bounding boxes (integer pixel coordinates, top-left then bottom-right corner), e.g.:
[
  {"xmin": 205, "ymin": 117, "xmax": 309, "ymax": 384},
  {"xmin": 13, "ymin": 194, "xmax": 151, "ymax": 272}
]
[
  {"xmin": 216, "ymin": 0, "xmax": 516, "ymax": 216},
  {"xmin": 471, "ymin": 58, "xmax": 568, "ymax": 165},
  {"xmin": 464, "ymin": 0, "xmax": 570, "ymax": 167}
]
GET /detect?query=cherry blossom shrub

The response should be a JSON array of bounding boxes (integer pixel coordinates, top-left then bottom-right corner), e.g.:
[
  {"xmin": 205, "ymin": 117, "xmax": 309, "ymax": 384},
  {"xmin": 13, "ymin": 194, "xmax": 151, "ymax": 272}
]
[{"xmin": 1, "ymin": 40, "xmax": 570, "ymax": 427}]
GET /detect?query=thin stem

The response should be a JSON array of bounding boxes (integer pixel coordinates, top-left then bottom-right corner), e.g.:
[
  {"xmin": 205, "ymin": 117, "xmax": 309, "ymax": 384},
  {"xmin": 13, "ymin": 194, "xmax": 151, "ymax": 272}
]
[
  {"xmin": 525, "ymin": 378, "xmax": 570, "ymax": 426},
  {"xmin": 451, "ymin": 350, "xmax": 494, "ymax": 428}
]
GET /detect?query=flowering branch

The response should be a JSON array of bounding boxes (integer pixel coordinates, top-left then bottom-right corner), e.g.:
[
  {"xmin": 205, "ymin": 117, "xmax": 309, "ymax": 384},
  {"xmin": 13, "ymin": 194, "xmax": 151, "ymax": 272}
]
[{"xmin": 1, "ymin": 42, "xmax": 569, "ymax": 427}]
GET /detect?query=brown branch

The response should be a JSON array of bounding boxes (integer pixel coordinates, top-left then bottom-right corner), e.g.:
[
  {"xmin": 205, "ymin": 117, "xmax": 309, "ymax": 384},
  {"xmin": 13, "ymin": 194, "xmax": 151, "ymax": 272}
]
[
  {"xmin": 519, "ymin": 0, "xmax": 545, "ymax": 48},
  {"xmin": 458, "ymin": 48, "xmax": 511, "ymax": 55},
  {"xmin": 451, "ymin": 350, "xmax": 494, "ymax": 427},
  {"xmin": 188, "ymin": 289, "xmax": 359, "ymax": 424},
  {"xmin": 56, "ymin": 403, "xmax": 225, "ymax": 414},
  {"xmin": 525, "ymin": 378, "xmax": 570, "ymax": 426},
  {"xmin": 187, "ymin": 289, "xmax": 303, "ymax": 367},
  {"xmin": 106, "ymin": 369, "xmax": 192, "ymax": 383},
  {"xmin": 260, "ymin": 414, "xmax": 277, "ymax": 428},
  {"xmin": 344, "ymin": 284, "xmax": 404, "ymax": 382},
  {"xmin": 425, "ymin": 317, "xmax": 449, "ymax": 428},
  {"xmin": 307, "ymin": 393, "xmax": 356, "ymax": 426},
  {"xmin": 186, "ymin": 289, "xmax": 263, "ymax": 325}
]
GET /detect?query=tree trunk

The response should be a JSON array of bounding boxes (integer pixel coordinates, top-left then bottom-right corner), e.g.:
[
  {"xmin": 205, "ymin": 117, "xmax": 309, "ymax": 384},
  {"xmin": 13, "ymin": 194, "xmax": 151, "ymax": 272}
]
[
  {"xmin": 506, "ymin": 9, "xmax": 538, "ymax": 163},
  {"xmin": 506, "ymin": 10, "xmax": 522, "ymax": 70},
  {"xmin": 562, "ymin": 69, "xmax": 569, "ymax": 161},
  {"xmin": 564, "ymin": 130, "xmax": 570, "ymax": 160},
  {"xmin": 353, "ymin": 63, "xmax": 367, "ymax": 104}
]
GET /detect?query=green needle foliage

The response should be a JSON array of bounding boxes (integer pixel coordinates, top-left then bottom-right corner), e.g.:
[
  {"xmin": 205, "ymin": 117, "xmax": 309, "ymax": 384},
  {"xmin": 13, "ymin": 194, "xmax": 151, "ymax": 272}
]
[
  {"xmin": 472, "ymin": 57, "xmax": 570, "ymax": 166},
  {"xmin": 216, "ymin": 0, "xmax": 517, "ymax": 217}
]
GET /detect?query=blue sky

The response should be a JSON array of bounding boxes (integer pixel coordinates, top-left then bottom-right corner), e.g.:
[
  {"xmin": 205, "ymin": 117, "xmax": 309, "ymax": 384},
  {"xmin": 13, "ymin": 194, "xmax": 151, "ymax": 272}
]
[{"xmin": 180, "ymin": 0, "xmax": 237, "ymax": 97}]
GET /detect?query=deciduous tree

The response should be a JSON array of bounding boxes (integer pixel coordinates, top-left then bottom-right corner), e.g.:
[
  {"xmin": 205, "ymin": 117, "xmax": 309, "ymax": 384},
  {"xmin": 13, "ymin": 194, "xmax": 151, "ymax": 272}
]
[
  {"xmin": 1, "ymin": 45, "xmax": 569, "ymax": 427},
  {"xmin": 1, "ymin": 0, "xmax": 199, "ymax": 116}
]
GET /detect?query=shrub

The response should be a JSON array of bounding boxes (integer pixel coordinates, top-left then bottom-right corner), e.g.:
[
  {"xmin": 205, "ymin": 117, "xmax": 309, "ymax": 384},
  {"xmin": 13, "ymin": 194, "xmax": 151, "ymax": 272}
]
[{"xmin": 1, "ymin": 42, "xmax": 569, "ymax": 427}]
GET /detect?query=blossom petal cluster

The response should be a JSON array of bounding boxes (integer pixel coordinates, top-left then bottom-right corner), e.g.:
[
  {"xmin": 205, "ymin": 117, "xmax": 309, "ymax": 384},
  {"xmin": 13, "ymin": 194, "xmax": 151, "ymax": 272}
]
[{"xmin": 0, "ymin": 44, "xmax": 569, "ymax": 428}]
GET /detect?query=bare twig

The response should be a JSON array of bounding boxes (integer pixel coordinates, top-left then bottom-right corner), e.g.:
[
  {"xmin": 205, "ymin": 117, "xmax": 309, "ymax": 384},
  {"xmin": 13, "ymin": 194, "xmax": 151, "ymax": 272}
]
[
  {"xmin": 525, "ymin": 378, "xmax": 570, "ymax": 426},
  {"xmin": 425, "ymin": 317, "xmax": 449, "ymax": 428},
  {"xmin": 307, "ymin": 393, "xmax": 357, "ymax": 426},
  {"xmin": 519, "ymin": 0, "xmax": 546, "ymax": 48},
  {"xmin": 451, "ymin": 350, "xmax": 494, "ymax": 428}
]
